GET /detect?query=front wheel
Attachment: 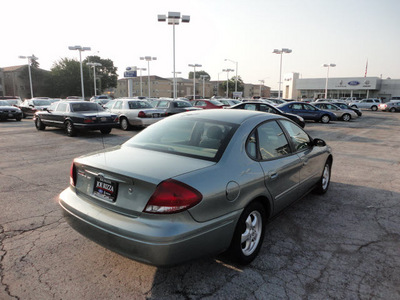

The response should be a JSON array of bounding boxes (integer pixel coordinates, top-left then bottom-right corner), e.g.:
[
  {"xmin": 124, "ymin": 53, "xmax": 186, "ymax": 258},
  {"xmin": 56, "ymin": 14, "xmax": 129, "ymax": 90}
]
[
  {"xmin": 341, "ymin": 113, "xmax": 351, "ymax": 122},
  {"xmin": 321, "ymin": 115, "xmax": 331, "ymax": 124},
  {"xmin": 314, "ymin": 161, "xmax": 331, "ymax": 194},
  {"xmin": 35, "ymin": 117, "xmax": 46, "ymax": 130},
  {"xmin": 227, "ymin": 201, "xmax": 266, "ymax": 265}
]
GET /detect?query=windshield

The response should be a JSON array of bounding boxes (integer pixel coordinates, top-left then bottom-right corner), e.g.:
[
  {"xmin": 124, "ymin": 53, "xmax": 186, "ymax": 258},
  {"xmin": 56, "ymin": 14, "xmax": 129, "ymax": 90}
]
[
  {"xmin": 32, "ymin": 100, "xmax": 51, "ymax": 106},
  {"xmin": 71, "ymin": 102, "xmax": 104, "ymax": 112},
  {"xmin": 210, "ymin": 99, "xmax": 223, "ymax": 106},
  {"xmin": 0, "ymin": 101, "xmax": 11, "ymax": 106},
  {"xmin": 124, "ymin": 117, "xmax": 238, "ymax": 161}
]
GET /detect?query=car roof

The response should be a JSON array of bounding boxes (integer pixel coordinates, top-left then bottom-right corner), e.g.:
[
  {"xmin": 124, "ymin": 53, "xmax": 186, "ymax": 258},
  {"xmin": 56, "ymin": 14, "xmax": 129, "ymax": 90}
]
[{"xmin": 172, "ymin": 107, "xmax": 279, "ymax": 125}]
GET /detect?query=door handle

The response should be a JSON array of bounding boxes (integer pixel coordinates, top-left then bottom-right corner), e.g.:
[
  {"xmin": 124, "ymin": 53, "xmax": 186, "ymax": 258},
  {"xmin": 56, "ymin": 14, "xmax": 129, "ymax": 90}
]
[{"xmin": 269, "ymin": 172, "xmax": 278, "ymax": 180}]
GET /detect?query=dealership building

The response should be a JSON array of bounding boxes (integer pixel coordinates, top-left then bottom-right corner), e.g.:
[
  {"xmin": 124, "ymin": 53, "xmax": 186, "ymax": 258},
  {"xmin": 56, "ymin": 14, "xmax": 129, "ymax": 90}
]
[{"xmin": 282, "ymin": 73, "xmax": 400, "ymax": 101}]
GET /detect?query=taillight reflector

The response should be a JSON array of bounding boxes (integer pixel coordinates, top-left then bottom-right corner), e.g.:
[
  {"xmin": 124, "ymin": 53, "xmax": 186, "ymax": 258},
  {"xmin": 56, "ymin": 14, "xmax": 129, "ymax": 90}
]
[
  {"xmin": 144, "ymin": 179, "xmax": 202, "ymax": 214},
  {"xmin": 138, "ymin": 111, "xmax": 146, "ymax": 118},
  {"xmin": 70, "ymin": 163, "xmax": 77, "ymax": 187}
]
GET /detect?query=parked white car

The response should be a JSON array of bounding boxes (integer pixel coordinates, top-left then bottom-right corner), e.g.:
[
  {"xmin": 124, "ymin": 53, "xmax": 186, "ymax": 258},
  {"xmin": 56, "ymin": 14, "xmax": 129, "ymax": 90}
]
[
  {"xmin": 105, "ymin": 98, "xmax": 166, "ymax": 130},
  {"xmin": 349, "ymin": 99, "xmax": 381, "ymax": 111}
]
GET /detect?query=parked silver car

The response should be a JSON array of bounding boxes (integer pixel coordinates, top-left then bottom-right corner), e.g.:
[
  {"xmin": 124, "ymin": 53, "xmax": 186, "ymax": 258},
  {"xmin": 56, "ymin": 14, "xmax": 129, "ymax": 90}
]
[
  {"xmin": 349, "ymin": 98, "xmax": 381, "ymax": 111},
  {"xmin": 59, "ymin": 110, "xmax": 332, "ymax": 266},
  {"xmin": 312, "ymin": 102, "xmax": 358, "ymax": 121},
  {"xmin": 378, "ymin": 101, "xmax": 400, "ymax": 112},
  {"xmin": 105, "ymin": 98, "xmax": 166, "ymax": 130}
]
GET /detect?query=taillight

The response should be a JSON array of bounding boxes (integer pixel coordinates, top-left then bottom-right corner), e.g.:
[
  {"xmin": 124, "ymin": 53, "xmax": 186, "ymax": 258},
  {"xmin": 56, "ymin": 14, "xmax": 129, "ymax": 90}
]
[
  {"xmin": 138, "ymin": 111, "xmax": 146, "ymax": 118},
  {"xmin": 70, "ymin": 163, "xmax": 77, "ymax": 187},
  {"xmin": 144, "ymin": 179, "xmax": 202, "ymax": 214}
]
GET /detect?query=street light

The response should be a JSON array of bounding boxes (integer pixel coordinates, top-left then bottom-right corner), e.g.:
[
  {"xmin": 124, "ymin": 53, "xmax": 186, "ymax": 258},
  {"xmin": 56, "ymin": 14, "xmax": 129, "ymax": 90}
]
[
  {"xmin": 18, "ymin": 55, "xmax": 38, "ymax": 98},
  {"xmin": 200, "ymin": 75, "xmax": 209, "ymax": 98},
  {"xmin": 87, "ymin": 62, "xmax": 102, "ymax": 96},
  {"xmin": 68, "ymin": 45, "xmax": 91, "ymax": 99},
  {"xmin": 259, "ymin": 80, "xmax": 265, "ymax": 97},
  {"xmin": 188, "ymin": 63, "xmax": 202, "ymax": 100},
  {"xmin": 273, "ymin": 48, "xmax": 292, "ymax": 99},
  {"xmin": 140, "ymin": 56, "xmax": 157, "ymax": 98},
  {"xmin": 137, "ymin": 67, "xmax": 147, "ymax": 97},
  {"xmin": 322, "ymin": 63, "xmax": 336, "ymax": 99},
  {"xmin": 222, "ymin": 69, "xmax": 234, "ymax": 98},
  {"xmin": 158, "ymin": 12, "xmax": 190, "ymax": 99},
  {"xmin": 225, "ymin": 58, "xmax": 238, "ymax": 93}
]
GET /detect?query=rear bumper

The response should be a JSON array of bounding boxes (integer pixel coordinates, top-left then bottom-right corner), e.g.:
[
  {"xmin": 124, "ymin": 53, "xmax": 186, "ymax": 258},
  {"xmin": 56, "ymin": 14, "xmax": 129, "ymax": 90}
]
[{"xmin": 59, "ymin": 187, "xmax": 239, "ymax": 266}]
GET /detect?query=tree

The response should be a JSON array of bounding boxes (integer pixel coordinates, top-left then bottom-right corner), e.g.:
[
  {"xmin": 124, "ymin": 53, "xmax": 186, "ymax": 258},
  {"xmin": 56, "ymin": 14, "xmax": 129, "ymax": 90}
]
[
  {"xmin": 219, "ymin": 76, "xmax": 244, "ymax": 98},
  {"xmin": 49, "ymin": 56, "xmax": 118, "ymax": 98},
  {"xmin": 83, "ymin": 56, "xmax": 118, "ymax": 95},
  {"xmin": 188, "ymin": 70, "xmax": 210, "ymax": 80}
]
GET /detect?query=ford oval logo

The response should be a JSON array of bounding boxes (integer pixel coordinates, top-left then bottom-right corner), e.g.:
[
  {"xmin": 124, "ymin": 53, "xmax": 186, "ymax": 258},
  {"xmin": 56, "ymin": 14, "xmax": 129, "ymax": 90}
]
[{"xmin": 348, "ymin": 81, "xmax": 360, "ymax": 86}]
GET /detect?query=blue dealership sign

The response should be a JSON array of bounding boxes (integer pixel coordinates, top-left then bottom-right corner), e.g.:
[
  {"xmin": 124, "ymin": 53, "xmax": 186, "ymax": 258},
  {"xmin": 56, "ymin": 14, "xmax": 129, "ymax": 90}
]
[
  {"xmin": 124, "ymin": 71, "xmax": 137, "ymax": 78},
  {"xmin": 348, "ymin": 81, "xmax": 360, "ymax": 86}
]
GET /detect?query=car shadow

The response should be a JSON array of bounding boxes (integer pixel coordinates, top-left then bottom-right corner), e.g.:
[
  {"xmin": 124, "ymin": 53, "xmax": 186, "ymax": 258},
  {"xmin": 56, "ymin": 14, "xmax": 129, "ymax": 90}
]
[{"xmin": 145, "ymin": 181, "xmax": 399, "ymax": 298}]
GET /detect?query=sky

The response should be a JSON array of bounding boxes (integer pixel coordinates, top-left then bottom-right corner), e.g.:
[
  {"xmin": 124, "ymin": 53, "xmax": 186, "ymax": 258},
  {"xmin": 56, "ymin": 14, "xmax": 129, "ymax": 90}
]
[{"xmin": 3, "ymin": 0, "xmax": 400, "ymax": 90}]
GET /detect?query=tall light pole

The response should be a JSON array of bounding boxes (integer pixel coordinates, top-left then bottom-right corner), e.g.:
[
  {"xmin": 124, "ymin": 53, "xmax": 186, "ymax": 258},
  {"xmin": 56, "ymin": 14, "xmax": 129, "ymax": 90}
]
[
  {"xmin": 18, "ymin": 55, "xmax": 38, "ymax": 98},
  {"xmin": 273, "ymin": 48, "xmax": 292, "ymax": 99},
  {"xmin": 259, "ymin": 80, "xmax": 265, "ymax": 97},
  {"xmin": 172, "ymin": 71, "xmax": 182, "ymax": 97},
  {"xmin": 140, "ymin": 56, "xmax": 157, "ymax": 98},
  {"xmin": 222, "ymin": 69, "xmax": 234, "ymax": 98},
  {"xmin": 200, "ymin": 75, "xmax": 209, "ymax": 98},
  {"xmin": 188, "ymin": 63, "xmax": 202, "ymax": 100},
  {"xmin": 323, "ymin": 63, "xmax": 336, "ymax": 99},
  {"xmin": 68, "ymin": 45, "xmax": 91, "ymax": 99},
  {"xmin": 137, "ymin": 67, "xmax": 147, "ymax": 97},
  {"xmin": 87, "ymin": 62, "xmax": 102, "ymax": 96},
  {"xmin": 217, "ymin": 72, "xmax": 223, "ymax": 97},
  {"xmin": 225, "ymin": 58, "xmax": 238, "ymax": 93},
  {"xmin": 158, "ymin": 12, "xmax": 190, "ymax": 99}
]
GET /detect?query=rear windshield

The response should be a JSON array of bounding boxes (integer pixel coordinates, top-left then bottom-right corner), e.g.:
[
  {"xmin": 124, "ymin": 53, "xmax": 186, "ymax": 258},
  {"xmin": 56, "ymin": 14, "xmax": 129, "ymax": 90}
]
[
  {"xmin": 128, "ymin": 101, "xmax": 153, "ymax": 109},
  {"xmin": 124, "ymin": 117, "xmax": 238, "ymax": 161}
]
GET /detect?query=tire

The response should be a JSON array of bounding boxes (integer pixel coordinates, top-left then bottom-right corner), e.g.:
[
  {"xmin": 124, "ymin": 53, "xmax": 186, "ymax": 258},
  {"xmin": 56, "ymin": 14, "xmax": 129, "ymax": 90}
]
[
  {"xmin": 16, "ymin": 117, "xmax": 22, "ymax": 121},
  {"xmin": 341, "ymin": 113, "xmax": 351, "ymax": 122},
  {"xmin": 321, "ymin": 115, "xmax": 331, "ymax": 124},
  {"xmin": 65, "ymin": 120, "xmax": 77, "ymax": 137},
  {"xmin": 389, "ymin": 107, "xmax": 396, "ymax": 112},
  {"xmin": 100, "ymin": 128, "xmax": 112, "ymax": 134},
  {"xmin": 371, "ymin": 106, "xmax": 378, "ymax": 111},
  {"xmin": 120, "ymin": 117, "xmax": 130, "ymax": 131},
  {"xmin": 228, "ymin": 201, "xmax": 266, "ymax": 265},
  {"xmin": 35, "ymin": 117, "xmax": 46, "ymax": 130},
  {"xmin": 314, "ymin": 161, "xmax": 331, "ymax": 194}
]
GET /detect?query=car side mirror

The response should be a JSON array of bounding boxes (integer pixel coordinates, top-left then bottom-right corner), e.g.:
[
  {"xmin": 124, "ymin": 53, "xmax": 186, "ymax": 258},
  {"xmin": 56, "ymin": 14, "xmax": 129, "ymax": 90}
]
[{"xmin": 313, "ymin": 138, "xmax": 326, "ymax": 147}]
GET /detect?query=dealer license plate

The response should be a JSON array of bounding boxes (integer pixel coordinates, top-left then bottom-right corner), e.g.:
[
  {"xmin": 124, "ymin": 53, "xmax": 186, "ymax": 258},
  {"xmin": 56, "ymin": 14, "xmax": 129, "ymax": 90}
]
[
  {"xmin": 100, "ymin": 117, "xmax": 107, "ymax": 122},
  {"xmin": 93, "ymin": 176, "xmax": 118, "ymax": 202},
  {"xmin": 152, "ymin": 113, "xmax": 160, "ymax": 118}
]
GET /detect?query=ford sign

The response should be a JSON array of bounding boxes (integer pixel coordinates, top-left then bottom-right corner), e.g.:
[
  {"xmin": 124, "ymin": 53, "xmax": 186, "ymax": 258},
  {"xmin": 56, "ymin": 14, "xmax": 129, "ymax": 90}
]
[{"xmin": 348, "ymin": 81, "xmax": 360, "ymax": 86}]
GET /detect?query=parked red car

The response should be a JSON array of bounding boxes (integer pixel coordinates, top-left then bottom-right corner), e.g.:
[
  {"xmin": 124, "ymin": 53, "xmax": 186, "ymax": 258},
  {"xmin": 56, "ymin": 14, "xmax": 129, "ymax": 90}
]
[{"xmin": 190, "ymin": 99, "xmax": 227, "ymax": 109}]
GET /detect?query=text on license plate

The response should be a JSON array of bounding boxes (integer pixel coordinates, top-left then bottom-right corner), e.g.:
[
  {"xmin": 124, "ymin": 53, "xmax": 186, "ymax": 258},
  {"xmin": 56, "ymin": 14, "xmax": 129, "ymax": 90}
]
[
  {"xmin": 152, "ymin": 113, "xmax": 159, "ymax": 118},
  {"xmin": 100, "ymin": 117, "xmax": 107, "ymax": 122},
  {"xmin": 93, "ymin": 176, "xmax": 118, "ymax": 202}
]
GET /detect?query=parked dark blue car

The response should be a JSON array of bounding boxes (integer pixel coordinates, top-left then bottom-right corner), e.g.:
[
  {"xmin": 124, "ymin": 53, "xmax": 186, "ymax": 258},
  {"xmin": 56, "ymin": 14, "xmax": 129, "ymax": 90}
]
[{"xmin": 278, "ymin": 102, "xmax": 337, "ymax": 124}]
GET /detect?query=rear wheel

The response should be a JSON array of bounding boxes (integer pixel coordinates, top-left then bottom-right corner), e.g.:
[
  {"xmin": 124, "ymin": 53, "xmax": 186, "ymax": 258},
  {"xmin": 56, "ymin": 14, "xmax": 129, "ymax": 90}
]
[
  {"xmin": 228, "ymin": 201, "xmax": 265, "ymax": 265},
  {"xmin": 100, "ymin": 128, "xmax": 112, "ymax": 134},
  {"xmin": 371, "ymin": 105, "xmax": 378, "ymax": 111},
  {"xmin": 389, "ymin": 107, "xmax": 396, "ymax": 112},
  {"xmin": 35, "ymin": 117, "xmax": 46, "ymax": 130},
  {"xmin": 341, "ymin": 113, "xmax": 351, "ymax": 121},
  {"xmin": 120, "ymin": 117, "xmax": 130, "ymax": 131},
  {"xmin": 321, "ymin": 115, "xmax": 331, "ymax": 124},
  {"xmin": 65, "ymin": 120, "xmax": 76, "ymax": 137}
]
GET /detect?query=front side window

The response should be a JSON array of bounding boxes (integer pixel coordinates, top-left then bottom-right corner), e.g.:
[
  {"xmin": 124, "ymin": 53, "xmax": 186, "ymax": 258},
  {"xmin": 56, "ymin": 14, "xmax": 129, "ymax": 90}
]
[
  {"xmin": 304, "ymin": 104, "xmax": 316, "ymax": 111},
  {"xmin": 280, "ymin": 120, "xmax": 310, "ymax": 152}
]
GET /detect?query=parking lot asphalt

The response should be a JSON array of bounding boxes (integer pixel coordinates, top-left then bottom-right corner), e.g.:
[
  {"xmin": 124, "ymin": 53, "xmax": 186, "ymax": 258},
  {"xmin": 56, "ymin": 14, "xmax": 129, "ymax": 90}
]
[{"xmin": 1, "ymin": 111, "xmax": 399, "ymax": 299}]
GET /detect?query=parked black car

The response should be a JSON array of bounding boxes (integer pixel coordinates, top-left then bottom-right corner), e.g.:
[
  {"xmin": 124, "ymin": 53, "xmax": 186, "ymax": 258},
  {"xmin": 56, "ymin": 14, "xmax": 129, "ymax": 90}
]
[
  {"xmin": 229, "ymin": 101, "xmax": 306, "ymax": 128},
  {"xmin": 152, "ymin": 99, "xmax": 201, "ymax": 116},
  {"xmin": 332, "ymin": 102, "xmax": 362, "ymax": 117},
  {"xmin": 18, "ymin": 99, "xmax": 52, "ymax": 118},
  {"xmin": 0, "ymin": 100, "xmax": 23, "ymax": 121},
  {"xmin": 33, "ymin": 101, "xmax": 119, "ymax": 137}
]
